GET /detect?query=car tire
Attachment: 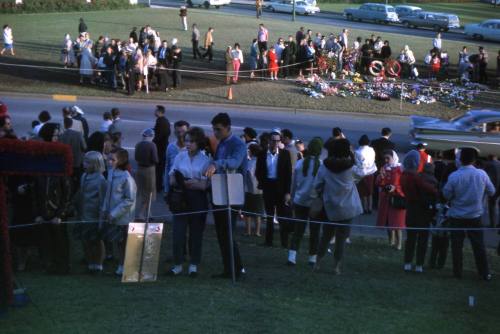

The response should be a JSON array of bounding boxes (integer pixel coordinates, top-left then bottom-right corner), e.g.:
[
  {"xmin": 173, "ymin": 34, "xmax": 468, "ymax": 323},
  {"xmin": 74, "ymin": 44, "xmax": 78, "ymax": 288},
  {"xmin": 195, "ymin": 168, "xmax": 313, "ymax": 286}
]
[
  {"xmin": 433, "ymin": 25, "xmax": 441, "ymax": 32},
  {"xmin": 270, "ymin": 6, "xmax": 275, "ymax": 12},
  {"xmin": 187, "ymin": 0, "xmax": 193, "ymax": 7},
  {"xmin": 215, "ymin": 5, "xmax": 220, "ymax": 9},
  {"xmin": 403, "ymin": 21, "xmax": 410, "ymax": 28},
  {"xmin": 383, "ymin": 20, "xmax": 389, "ymax": 25},
  {"xmin": 203, "ymin": 1, "xmax": 210, "ymax": 9},
  {"xmin": 444, "ymin": 28, "xmax": 449, "ymax": 32},
  {"xmin": 346, "ymin": 14, "xmax": 353, "ymax": 21},
  {"xmin": 473, "ymin": 34, "xmax": 484, "ymax": 40}
]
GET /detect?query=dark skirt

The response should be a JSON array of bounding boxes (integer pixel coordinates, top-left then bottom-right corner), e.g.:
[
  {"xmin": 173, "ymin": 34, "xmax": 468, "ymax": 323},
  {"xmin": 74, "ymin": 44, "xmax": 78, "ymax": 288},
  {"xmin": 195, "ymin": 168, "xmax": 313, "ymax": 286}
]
[
  {"xmin": 243, "ymin": 192, "xmax": 265, "ymax": 217},
  {"xmin": 357, "ymin": 174, "xmax": 375, "ymax": 197}
]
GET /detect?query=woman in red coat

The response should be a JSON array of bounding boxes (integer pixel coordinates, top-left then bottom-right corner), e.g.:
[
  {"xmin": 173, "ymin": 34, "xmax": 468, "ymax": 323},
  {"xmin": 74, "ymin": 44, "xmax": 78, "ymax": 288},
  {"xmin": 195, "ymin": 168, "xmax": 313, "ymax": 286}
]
[
  {"xmin": 268, "ymin": 46, "xmax": 279, "ymax": 80},
  {"xmin": 376, "ymin": 150, "xmax": 406, "ymax": 250}
]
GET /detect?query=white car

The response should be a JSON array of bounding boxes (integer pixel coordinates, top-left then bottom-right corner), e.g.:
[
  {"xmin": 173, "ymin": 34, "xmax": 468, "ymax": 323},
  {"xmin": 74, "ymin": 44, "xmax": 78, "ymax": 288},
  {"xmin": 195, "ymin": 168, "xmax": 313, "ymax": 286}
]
[
  {"xmin": 464, "ymin": 19, "xmax": 500, "ymax": 42},
  {"xmin": 267, "ymin": 0, "xmax": 320, "ymax": 15},
  {"xmin": 186, "ymin": 0, "xmax": 231, "ymax": 9}
]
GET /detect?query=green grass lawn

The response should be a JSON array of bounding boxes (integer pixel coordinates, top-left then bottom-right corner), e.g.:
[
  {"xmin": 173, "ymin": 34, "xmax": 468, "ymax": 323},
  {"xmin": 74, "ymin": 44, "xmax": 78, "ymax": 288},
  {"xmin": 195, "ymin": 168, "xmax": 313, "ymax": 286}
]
[
  {"xmin": 0, "ymin": 7, "xmax": 497, "ymax": 117},
  {"xmin": 318, "ymin": 1, "xmax": 499, "ymax": 25},
  {"xmin": 2, "ymin": 225, "xmax": 500, "ymax": 333}
]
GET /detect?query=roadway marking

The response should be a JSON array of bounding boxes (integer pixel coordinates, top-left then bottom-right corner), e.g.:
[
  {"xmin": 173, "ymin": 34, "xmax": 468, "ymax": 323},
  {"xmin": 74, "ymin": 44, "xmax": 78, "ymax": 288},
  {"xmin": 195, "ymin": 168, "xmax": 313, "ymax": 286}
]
[{"xmin": 53, "ymin": 94, "xmax": 77, "ymax": 102}]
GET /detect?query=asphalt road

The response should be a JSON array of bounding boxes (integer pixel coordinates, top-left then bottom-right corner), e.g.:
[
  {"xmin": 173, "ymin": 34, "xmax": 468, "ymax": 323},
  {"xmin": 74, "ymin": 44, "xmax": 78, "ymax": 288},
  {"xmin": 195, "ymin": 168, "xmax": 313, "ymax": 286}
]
[
  {"xmin": 4, "ymin": 94, "xmax": 412, "ymax": 152},
  {"xmin": 148, "ymin": 0, "xmax": 500, "ymax": 47}
]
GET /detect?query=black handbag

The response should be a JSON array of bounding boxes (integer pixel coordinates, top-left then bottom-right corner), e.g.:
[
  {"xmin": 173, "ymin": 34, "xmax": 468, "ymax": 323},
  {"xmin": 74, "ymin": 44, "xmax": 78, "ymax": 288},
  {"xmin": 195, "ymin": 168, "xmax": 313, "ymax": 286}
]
[
  {"xmin": 167, "ymin": 170, "xmax": 188, "ymax": 213},
  {"xmin": 167, "ymin": 188, "xmax": 188, "ymax": 213},
  {"xmin": 390, "ymin": 195, "xmax": 406, "ymax": 209}
]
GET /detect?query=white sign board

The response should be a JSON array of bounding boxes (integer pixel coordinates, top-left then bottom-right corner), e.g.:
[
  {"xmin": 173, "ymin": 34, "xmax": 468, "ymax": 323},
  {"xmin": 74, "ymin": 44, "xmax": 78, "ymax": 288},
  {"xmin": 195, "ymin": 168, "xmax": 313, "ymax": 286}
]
[{"xmin": 211, "ymin": 173, "xmax": 244, "ymax": 206}]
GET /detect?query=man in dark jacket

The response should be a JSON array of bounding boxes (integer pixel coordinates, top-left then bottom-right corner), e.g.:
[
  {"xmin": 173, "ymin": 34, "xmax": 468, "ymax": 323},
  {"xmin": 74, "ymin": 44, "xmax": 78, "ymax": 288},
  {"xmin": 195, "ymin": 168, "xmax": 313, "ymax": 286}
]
[
  {"xmin": 281, "ymin": 35, "xmax": 297, "ymax": 78},
  {"xmin": 153, "ymin": 105, "xmax": 171, "ymax": 192},
  {"xmin": 255, "ymin": 130, "xmax": 292, "ymax": 248},
  {"xmin": 78, "ymin": 18, "xmax": 87, "ymax": 34},
  {"xmin": 484, "ymin": 154, "xmax": 500, "ymax": 227},
  {"xmin": 371, "ymin": 127, "xmax": 396, "ymax": 170},
  {"xmin": 103, "ymin": 46, "xmax": 117, "ymax": 90}
]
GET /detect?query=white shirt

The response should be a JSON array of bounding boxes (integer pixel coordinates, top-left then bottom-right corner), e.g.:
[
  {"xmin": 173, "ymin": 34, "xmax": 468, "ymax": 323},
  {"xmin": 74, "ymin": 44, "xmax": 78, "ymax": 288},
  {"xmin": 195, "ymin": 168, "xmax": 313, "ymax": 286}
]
[
  {"xmin": 231, "ymin": 49, "xmax": 244, "ymax": 63},
  {"xmin": 33, "ymin": 122, "xmax": 46, "ymax": 135},
  {"xmin": 433, "ymin": 38, "xmax": 442, "ymax": 50},
  {"xmin": 353, "ymin": 145, "xmax": 377, "ymax": 177},
  {"xmin": 170, "ymin": 150, "xmax": 211, "ymax": 180},
  {"xmin": 3, "ymin": 27, "xmax": 13, "ymax": 44},
  {"xmin": 274, "ymin": 43, "xmax": 285, "ymax": 60},
  {"xmin": 374, "ymin": 41, "xmax": 383, "ymax": 52},
  {"xmin": 100, "ymin": 120, "xmax": 113, "ymax": 132},
  {"xmin": 443, "ymin": 165, "xmax": 495, "ymax": 219},
  {"xmin": 266, "ymin": 150, "xmax": 279, "ymax": 179}
]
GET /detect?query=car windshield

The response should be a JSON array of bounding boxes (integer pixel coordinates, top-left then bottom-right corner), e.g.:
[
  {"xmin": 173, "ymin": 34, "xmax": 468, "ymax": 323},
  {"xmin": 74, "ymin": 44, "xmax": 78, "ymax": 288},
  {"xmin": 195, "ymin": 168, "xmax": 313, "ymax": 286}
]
[
  {"xmin": 296, "ymin": 1, "xmax": 306, "ymax": 5},
  {"xmin": 451, "ymin": 113, "xmax": 474, "ymax": 127},
  {"xmin": 387, "ymin": 7, "xmax": 395, "ymax": 12}
]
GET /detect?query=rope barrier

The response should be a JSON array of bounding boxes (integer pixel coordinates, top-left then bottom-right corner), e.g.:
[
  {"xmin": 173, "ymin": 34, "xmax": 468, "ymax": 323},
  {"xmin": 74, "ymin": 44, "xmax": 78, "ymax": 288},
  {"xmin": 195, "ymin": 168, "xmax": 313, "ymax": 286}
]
[
  {"xmin": 7, "ymin": 207, "xmax": 227, "ymax": 230},
  {"xmin": 234, "ymin": 208, "xmax": 500, "ymax": 232},
  {"xmin": 8, "ymin": 206, "xmax": 500, "ymax": 233}
]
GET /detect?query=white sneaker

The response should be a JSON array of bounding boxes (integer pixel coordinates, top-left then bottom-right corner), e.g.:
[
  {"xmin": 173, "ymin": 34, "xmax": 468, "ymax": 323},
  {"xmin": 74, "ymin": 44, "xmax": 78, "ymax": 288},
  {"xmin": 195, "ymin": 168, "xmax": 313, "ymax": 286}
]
[
  {"xmin": 345, "ymin": 238, "xmax": 352, "ymax": 244},
  {"xmin": 308, "ymin": 255, "xmax": 317, "ymax": 265},
  {"xmin": 404, "ymin": 263, "xmax": 412, "ymax": 272},
  {"xmin": 170, "ymin": 265, "xmax": 183, "ymax": 275},
  {"xmin": 115, "ymin": 265, "xmax": 124, "ymax": 276},
  {"xmin": 287, "ymin": 250, "xmax": 297, "ymax": 265},
  {"xmin": 188, "ymin": 264, "xmax": 197, "ymax": 274},
  {"xmin": 415, "ymin": 266, "xmax": 423, "ymax": 273}
]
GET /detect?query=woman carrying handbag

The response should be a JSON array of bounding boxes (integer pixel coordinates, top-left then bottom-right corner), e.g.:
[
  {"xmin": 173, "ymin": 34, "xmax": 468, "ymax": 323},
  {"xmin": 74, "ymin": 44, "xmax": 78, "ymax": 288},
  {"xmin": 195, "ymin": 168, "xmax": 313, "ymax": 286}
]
[{"xmin": 167, "ymin": 127, "xmax": 212, "ymax": 277}]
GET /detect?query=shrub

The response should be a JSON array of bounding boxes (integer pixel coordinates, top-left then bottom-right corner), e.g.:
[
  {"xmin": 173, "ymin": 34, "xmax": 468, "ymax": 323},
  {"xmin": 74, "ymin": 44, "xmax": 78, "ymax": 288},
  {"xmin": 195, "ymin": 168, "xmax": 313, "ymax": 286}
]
[{"xmin": 0, "ymin": 0, "xmax": 140, "ymax": 13}]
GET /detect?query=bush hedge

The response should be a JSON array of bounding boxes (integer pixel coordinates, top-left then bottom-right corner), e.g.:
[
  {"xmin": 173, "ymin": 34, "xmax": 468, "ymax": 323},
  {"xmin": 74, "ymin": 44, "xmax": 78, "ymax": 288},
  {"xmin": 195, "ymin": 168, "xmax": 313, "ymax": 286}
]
[{"xmin": 0, "ymin": 0, "xmax": 140, "ymax": 13}]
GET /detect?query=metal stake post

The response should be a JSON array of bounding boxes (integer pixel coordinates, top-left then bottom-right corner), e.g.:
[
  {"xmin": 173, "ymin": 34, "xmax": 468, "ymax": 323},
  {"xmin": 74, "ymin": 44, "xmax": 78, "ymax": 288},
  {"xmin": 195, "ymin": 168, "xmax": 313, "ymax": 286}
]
[
  {"xmin": 292, "ymin": 1, "xmax": 296, "ymax": 22},
  {"xmin": 225, "ymin": 173, "xmax": 236, "ymax": 284},
  {"xmin": 138, "ymin": 192, "xmax": 153, "ymax": 282},
  {"xmin": 400, "ymin": 82, "xmax": 404, "ymax": 112}
]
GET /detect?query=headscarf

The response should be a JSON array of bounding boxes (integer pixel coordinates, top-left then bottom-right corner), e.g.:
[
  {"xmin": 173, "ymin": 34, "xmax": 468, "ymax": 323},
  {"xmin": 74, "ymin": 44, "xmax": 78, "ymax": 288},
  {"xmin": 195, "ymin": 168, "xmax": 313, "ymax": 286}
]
[
  {"xmin": 402, "ymin": 150, "xmax": 420, "ymax": 172},
  {"xmin": 385, "ymin": 150, "xmax": 400, "ymax": 168},
  {"xmin": 83, "ymin": 151, "xmax": 106, "ymax": 174},
  {"xmin": 302, "ymin": 137, "xmax": 323, "ymax": 177}
]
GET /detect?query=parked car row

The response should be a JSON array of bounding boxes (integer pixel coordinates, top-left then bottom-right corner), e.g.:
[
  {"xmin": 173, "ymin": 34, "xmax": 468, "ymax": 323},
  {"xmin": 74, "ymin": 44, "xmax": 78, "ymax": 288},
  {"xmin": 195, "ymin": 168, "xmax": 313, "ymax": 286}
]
[
  {"xmin": 343, "ymin": 2, "xmax": 499, "ymax": 42},
  {"xmin": 267, "ymin": 0, "xmax": 320, "ymax": 15}
]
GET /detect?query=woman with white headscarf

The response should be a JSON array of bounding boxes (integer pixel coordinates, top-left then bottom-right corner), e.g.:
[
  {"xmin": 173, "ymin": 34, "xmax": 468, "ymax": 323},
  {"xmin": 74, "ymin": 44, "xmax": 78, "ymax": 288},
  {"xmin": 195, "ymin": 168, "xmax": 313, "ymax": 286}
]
[
  {"xmin": 61, "ymin": 34, "xmax": 76, "ymax": 68},
  {"xmin": 376, "ymin": 150, "xmax": 406, "ymax": 250},
  {"xmin": 134, "ymin": 128, "xmax": 158, "ymax": 220}
]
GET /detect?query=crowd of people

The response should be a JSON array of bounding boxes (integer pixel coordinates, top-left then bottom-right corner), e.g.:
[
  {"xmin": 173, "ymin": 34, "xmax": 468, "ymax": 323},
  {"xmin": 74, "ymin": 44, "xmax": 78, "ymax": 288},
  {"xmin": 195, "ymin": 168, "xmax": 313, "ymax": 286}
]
[
  {"xmin": 1, "ymin": 103, "xmax": 499, "ymax": 281},
  {"xmin": 3, "ymin": 15, "xmax": 499, "ymax": 96}
]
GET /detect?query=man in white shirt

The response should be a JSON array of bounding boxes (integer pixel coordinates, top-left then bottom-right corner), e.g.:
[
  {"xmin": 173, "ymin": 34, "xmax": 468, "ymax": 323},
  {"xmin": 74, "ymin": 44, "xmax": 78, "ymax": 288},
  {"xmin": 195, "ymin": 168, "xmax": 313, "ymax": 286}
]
[
  {"xmin": 255, "ymin": 130, "xmax": 292, "ymax": 248},
  {"xmin": 33, "ymin": 110, "xmax": 51, "ymax": 135},
  {"xmin": 443, "ymin": 147, "xmax": 495, "ymax": 280},
  {"xmin": 432, "ymin": 33, "xmax": 442, "ymax": 51}
]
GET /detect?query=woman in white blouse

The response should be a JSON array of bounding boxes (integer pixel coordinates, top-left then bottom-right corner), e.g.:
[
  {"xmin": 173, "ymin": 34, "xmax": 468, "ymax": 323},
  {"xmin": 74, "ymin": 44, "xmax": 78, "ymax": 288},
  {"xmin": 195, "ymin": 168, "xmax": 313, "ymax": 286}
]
[
  {"xmin": 353, "ymin": 135, "xmax": 377, "ymax": 214},
  {"xmin": 231, "ymin": 43, "xmax": 244, "ymax": 83},
  {"xmin": 168, "ymin": 127, "xmax": 212, "ymax": 277}
]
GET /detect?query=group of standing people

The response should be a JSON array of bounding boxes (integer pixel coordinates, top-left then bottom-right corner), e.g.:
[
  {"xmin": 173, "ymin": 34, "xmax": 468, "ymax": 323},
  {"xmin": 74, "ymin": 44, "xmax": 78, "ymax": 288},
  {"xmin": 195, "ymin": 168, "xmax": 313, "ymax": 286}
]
[{"xmin": 2, "ymin": 102, "xmax": 499, "ymax": 280}]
